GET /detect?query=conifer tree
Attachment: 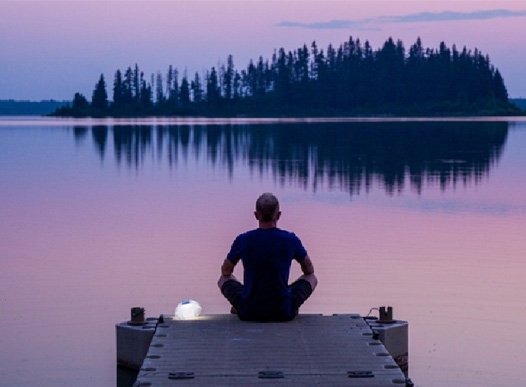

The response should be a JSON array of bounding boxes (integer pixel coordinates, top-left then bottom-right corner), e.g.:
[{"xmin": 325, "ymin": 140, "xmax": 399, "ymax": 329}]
[
  {"xmin": 91, "ymin": 74, "xmax": 108, "ymax": 111},
  {"xmin": 233, "ymin": 72, "xmax": 241, "ymax": 100},
  {"xmin": 72, "ymin": 93, "xmax": 89, "ymax": 110},
  {"xmin": 222, "ymin": 54, "xmax": 235, "ymax": 100},
  {"xmin": 140, "ymin": 76, "xmax": 153, "ymax": 111},
  {"xmin": 166, "ymin": 66, "xmax": 179, "ymax": 108},
  {"xmin": 155, "ymin": 72, "xmax": 165, "ymax": 106},
  {"xmin": 206, "ymin": 67, "xmax": 221, "ymax": 105},
  {"xmin": 191, "ymin": 72, "xmax": 203, "ymax": 103},
  {"xmin": 133, "ymin": 64, "xmax": 141, "ymax": 103},
  {"xmin": 122, "ymin": 67, "xmax": 134, "ymax": 105},
  {"xmin": 112, "ymin": 70, "xmax": 124, "ymax": 110},
  {"xmin": 492, "ymin": 69, "xmax": 508, "ymax": 101},
  {"xmin": 180, "ymin": 76, "xmax": 191, "ymax": 107}
]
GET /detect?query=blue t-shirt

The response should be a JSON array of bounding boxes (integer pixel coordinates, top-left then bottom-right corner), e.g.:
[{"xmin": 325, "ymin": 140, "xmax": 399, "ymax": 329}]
[{"xmin": 227, "ymin": 227, "xmax": 307, "ymax": 321}]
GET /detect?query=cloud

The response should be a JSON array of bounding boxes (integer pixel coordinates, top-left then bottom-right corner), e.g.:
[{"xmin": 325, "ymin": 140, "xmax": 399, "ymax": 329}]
[
  {"xmin": 277, "ymin": 9, "xmax": 526, "ymax": 30},
  {"xmin": 391, "ymin": 9, "xmax": 526, "ymax": 23}
]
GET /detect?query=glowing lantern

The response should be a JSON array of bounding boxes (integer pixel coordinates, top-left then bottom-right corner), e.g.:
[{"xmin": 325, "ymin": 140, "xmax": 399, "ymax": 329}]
[{"xmin": 174, "ymin": 299, "xmax": 202, "ymax": 320}]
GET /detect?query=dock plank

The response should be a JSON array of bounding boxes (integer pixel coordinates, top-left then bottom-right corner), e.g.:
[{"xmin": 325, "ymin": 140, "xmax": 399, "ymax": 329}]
[{"xmin": 135, "ymin": 314, "xmax": 406, "ymax": 386}]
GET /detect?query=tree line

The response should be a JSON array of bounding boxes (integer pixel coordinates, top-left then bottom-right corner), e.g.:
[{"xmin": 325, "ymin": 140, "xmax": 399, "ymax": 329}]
[{"xmin": 53, "ymin": 36, "xmax": 519, "ymax": 117}]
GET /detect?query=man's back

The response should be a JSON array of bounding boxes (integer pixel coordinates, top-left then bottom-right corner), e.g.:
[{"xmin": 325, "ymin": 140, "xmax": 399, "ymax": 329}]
[
  {"xmin": 227, "ymin": 227, "xmax": 307, "ymax": 320},
  {"xmin": 218, "ymin": 192, "xmax": 317, "ymax": 322}
]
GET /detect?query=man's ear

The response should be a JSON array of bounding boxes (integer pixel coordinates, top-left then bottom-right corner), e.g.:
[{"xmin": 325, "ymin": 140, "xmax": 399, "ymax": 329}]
[
  {"xmin": 275, "ymin": 211, "xmax": 281, "ymax": 221},
  {"xmin": 254, "ymin": 211, "xmax": 259, "ymax": 220}
]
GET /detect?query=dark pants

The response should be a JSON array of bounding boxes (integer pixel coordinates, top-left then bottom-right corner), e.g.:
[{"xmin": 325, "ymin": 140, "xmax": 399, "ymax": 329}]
[{"xmin": 220, "ymin": 278, "xmax": 313, "ymax": 320}]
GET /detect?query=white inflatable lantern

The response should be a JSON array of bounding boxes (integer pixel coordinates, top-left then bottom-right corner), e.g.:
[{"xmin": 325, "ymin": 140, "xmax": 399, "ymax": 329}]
[{"xmin": 174, "ymin": 299, "xmax": 202, "ymax": 320}]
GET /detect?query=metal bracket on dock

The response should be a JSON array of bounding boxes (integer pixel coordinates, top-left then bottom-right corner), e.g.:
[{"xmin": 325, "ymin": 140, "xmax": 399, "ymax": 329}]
[
  {"xmin": 347, "ymin": 370, "xmax": 374, "ymax": 378},
  {"xmin": 258, "ymin": 370, "xmax": 284, "ymax": 379},
  {"xmin": 168, "ymin": 372, "xmax": 195, "ymax": 380}
]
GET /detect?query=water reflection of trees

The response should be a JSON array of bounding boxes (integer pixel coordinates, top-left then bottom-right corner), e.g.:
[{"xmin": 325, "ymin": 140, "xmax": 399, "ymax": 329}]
[{"xmin": 81, "ymin": 121, "xmax": 507, "ymax": 195}]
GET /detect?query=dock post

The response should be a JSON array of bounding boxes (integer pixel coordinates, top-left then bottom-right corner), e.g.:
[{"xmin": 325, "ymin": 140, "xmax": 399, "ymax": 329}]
[
  {"xmin": 366, "ymin": 306, "xmax": 409, "ymax": 376},
  {"xmin": 115, "ymin": 307, "xmax": 157, "ymax": 370}
]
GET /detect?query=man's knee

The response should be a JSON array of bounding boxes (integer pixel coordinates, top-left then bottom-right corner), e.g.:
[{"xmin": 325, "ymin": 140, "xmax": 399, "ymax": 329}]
[
  {"xmin": 219, "ymin": 276, "xmax": 243, "ymax": 313},
  {"xmin": 298, "ymin": 273, "xmax": 318, "ymax": 292},
  {"xmin": 218, "ymin": 274, "xmax": 240, "ymax": 290},
  {"xmin": 290, "ymin": 276, "xmax": 316, "ymax": 313}
]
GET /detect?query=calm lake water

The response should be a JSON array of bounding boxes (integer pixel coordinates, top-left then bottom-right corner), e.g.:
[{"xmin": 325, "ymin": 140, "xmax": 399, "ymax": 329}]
[{"xmin": 1, "ymin": 116, "xmax": 525, "ymax": 386}]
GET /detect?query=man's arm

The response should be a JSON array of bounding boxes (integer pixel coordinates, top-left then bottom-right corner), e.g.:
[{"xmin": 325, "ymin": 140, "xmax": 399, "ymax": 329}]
[
  {"xmin": 221, "ymin": 258, "xmax": 236, "ymax": 276},
  {"xmin": 299, "ymin": 255, "xmax": 315, "ymax": 275},
  {"xmin": 298, "ymin": 255, "xmax": 317, "ymax": 291},
  {"xmin": 218, "ymin": 258, "xmax": 238, "ymax": 289}
]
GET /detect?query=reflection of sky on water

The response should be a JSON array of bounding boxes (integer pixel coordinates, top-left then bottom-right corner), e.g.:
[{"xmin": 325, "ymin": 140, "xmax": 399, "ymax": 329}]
[
  {"xmin": 395, "ymin": 198, "xmax": 524, "ymax": 215},
  {"xmin": 1, "ymin": 118, "xmax": 526, "ymax": 387},
  {"xmin": 301, "ymin": 189, "xmax": 526, "ymax": 216}
]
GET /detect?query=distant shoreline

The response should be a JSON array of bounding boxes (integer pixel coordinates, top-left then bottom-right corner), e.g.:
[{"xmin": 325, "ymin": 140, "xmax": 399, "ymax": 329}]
[
  {"xmin": 0, "ymin": 99, "xmax": 68, "ymax": 116},
  {"xmin": 1, "ymin": 98, "xmax": 524, "ymax": 118}
]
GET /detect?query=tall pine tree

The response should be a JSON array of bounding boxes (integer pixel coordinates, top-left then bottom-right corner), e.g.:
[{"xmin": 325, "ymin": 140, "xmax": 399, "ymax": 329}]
[{"xmin": 91, "ymin": 74, "xmax": 108, "ymax": 111}]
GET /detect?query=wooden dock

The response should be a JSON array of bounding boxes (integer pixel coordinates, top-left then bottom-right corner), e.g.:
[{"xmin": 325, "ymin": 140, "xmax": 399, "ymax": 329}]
[{"xmin": 133, "ymin": 314, "xmax": 407, "ymax": 386}]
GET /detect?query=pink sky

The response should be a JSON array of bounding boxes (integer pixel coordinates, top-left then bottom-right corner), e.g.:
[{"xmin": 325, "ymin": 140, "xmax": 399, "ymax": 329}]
[{"xmin": 1, "ymin": 0, "xmax": 525, "ymax": 100}]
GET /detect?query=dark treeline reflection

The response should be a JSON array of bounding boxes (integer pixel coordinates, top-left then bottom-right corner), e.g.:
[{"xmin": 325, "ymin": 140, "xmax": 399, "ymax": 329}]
[{"xmin": 76, "ymin": 121, "xmax": 508, "ymax": 195}]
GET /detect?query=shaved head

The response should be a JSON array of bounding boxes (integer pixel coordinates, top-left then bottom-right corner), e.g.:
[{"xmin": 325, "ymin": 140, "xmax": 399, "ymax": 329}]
[{"xmin": 255, "ymin": 193, "xmax": 280, "ymax": 222}]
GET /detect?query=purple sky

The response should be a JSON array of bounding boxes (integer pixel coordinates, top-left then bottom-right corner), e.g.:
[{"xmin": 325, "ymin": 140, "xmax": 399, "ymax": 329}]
[{"xmin": 1, "ymin": 0, "xmax": 525, "ymax": 101}]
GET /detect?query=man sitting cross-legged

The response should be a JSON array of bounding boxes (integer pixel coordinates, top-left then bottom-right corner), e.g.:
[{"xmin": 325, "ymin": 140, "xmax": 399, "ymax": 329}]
[{"xmin": 218, "ymin": 192, "xmax": 318, "ymax": 321}]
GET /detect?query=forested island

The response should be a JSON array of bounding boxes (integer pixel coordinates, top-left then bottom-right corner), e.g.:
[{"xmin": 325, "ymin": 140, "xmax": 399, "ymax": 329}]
[{"xmin": 53, "ymin": 36, "xmax": 520, "ymax": 117}]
